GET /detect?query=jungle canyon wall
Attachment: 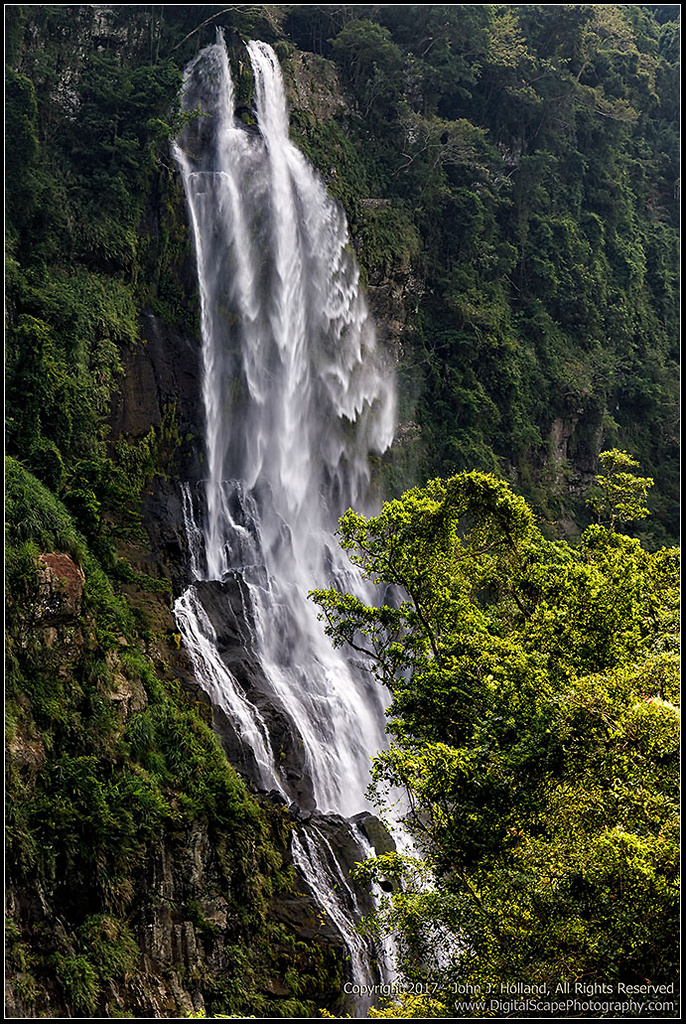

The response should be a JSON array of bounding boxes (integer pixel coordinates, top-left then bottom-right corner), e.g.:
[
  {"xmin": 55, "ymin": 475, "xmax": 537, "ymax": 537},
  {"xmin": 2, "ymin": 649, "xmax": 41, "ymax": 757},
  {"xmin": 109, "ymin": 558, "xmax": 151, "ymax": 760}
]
[{"xmin": 5, "ymin": 4, "xmax": 680, "ymax": 1018}]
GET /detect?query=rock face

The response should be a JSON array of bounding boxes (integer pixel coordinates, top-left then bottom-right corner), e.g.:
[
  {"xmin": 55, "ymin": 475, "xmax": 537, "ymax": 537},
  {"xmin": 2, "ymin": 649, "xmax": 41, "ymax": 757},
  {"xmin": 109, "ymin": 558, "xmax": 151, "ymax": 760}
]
[
  {"xmin": 285, "ymin": 51, "xmax": 347, "ymax": 123},
  {"xmin": 190, "ymin": 575, "xmax": 318, "ymax": 812},
  {"xmin": 111, "ymin": 314, "xmax": 202, "ymax": 452},
  {"xmin": 5, "ymin": 805, "xmax": 364, "ymax": 1019},
  {"xmin": 122, "ymin": 817, "xmax": 353, "ymax": 1018},
  {"xmin": 111, "ymin": 312, "xmax": 205, "ymax": 593},
  {"xmin": 35, "ymin": 554, "xmax": 85, "ymax": 625},
  {"xmin": 353, "ymin": 812, "xmax": 397, "ymax": 857}
]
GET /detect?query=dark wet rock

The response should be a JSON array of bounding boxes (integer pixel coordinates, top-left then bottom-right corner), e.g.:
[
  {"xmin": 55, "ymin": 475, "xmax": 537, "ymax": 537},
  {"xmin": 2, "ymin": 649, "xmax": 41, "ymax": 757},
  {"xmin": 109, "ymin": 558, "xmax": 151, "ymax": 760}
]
[
  {"xmin": 351, "ymin": 812, "xmax": 397, "ymax": 856},
  {"xmin": 271, "ymin": 811, "xmax": 388, "ymax": 1016},
  {"xmin": 312, "ymin": 813, "xmax": 378, "ymax": 888},
  {"xmin": 111, "ymin": 314, "xmax": 202, "ymax": 451},
  {"xmin": 277, "ymin": 812, "xmax": 377, "ymax": 948},
  {"xmin": 194, "ymin": 576, "xmax": 256, "ymax": 653},
  {"xmin": 263, "ymin": 788, "xmax": 288, "ymax": 806},
  {"xmin": 110, "ymin": 313, "xmax": 204, "ymax": 592},
  {"xmin": 191, "ymin": 577, "xmax": 317, "ymax": 812},
  {"xmin": 211, "ymin": 702, "xmax": 269, "ymax": 786}
]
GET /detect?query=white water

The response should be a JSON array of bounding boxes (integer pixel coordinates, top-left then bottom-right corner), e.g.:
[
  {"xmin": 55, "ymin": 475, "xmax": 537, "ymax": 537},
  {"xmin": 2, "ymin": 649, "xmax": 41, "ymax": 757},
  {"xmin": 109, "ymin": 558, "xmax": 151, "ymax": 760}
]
[
  {"xmin": 291, "ymin": 827, "xmax": 377, "ymax": 992},
  {"xmin": 172, "ymin": 34, "xmax": 395, "ymax": 819}
]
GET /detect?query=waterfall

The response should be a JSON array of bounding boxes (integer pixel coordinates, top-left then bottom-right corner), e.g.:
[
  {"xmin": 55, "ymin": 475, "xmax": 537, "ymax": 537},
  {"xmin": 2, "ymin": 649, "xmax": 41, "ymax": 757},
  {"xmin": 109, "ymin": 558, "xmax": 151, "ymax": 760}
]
[{"xmin": 172, "ymin": 32, "xmax": 396, "ymax": 1001}]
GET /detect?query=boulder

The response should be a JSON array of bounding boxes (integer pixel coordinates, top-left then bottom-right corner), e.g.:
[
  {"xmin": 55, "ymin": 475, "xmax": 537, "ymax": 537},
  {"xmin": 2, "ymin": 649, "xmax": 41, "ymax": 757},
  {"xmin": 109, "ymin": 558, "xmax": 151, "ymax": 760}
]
[{"xmin": 35, "ymin": 553, "xmax": 85, "ymax": 625}]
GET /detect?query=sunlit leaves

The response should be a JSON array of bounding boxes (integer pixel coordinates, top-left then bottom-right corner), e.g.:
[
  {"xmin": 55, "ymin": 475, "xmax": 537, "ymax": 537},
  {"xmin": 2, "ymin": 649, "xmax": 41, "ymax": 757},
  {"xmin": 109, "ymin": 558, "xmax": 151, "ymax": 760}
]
[
  {"xmin": 315, "ymin": 467, "xmax": 679, "ymax": 994},
  {"xmin": 586, "ymin": 448, "xmax": 654, "ymax": 528}
]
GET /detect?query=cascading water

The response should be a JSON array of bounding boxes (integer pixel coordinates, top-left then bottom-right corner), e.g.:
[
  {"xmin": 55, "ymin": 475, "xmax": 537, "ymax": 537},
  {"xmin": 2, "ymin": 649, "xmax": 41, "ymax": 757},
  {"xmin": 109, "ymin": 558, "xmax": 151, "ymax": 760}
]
[{"xmin": 172, "ymin": 32, "xmax": 396, "ymax": 1002}]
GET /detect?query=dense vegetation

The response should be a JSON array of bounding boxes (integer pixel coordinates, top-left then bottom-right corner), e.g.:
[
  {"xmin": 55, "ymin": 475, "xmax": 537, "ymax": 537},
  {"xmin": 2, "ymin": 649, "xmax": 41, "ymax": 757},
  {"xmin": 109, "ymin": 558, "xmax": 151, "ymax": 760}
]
[
  {"xmin": 5, "ymin": 3, "xmax": 680, "ymax": 1018},
  {"xmin": 312, "ymin": 456, "xmax": 679, "ymax": 1016},
  {"xmin": 6, "ymin": 459, "xmax": 345, "ymax": 1018},
  {"xmin": 284, "ymin": 4, "xmax": 680, "ymax": 543}
]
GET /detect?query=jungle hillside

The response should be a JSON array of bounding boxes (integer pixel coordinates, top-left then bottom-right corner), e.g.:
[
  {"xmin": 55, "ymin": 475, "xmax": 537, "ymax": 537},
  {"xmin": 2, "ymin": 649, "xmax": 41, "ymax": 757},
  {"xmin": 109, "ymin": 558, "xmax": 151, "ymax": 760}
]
[{"xmin": 5, "ymin": 4, "xmax": 680, "ymax": 1019}]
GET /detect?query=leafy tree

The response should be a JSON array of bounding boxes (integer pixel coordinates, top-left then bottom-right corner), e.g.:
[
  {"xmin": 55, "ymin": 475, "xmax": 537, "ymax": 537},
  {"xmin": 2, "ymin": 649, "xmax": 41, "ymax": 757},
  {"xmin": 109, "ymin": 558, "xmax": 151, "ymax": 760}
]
[
  {"xmin": 311, "ymin": 467, "xmax": 679, "ymax": 1004},
  {"xmin": 586, "ymin": 448, "xmax": 654, "ymax": 529},
  {"xmin": 330, "ymin": 18, "xmax": 403, "ymax": 121}
]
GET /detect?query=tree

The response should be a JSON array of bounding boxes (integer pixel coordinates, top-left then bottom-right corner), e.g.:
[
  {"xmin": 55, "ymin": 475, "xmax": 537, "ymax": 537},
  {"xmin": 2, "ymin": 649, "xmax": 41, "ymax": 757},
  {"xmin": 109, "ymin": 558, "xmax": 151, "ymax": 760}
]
[
  {"xmin": 311, "ymin": 469, "xmax": 679, "ymax": 1007},
  {"xmin": 330, "ymin": 19, "xmax": 403, "ymax": 120},
  {"xmin": 586, "ymin": 448, "xmax": 654, "ymax": 529}
]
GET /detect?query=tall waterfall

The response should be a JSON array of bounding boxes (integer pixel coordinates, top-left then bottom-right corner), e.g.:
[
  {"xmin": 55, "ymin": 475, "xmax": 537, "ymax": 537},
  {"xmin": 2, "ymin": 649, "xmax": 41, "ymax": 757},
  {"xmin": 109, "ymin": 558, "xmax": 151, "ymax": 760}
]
[{"xmin": 172, "ymin": 34, "xmax": 395, "ymax": 821}]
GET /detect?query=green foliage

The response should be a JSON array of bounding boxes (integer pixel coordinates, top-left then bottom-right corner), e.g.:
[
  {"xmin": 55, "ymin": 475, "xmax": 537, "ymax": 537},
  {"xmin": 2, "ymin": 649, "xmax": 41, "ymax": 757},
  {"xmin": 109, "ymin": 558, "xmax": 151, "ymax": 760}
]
[
  {"xmin": 5, "ymin": 66, "xmax": 39, "ymax": 196},
  {"xmin": 313, "ymin": 471, "xmax": 537, "ymax": 696},
  {"xmin": 6, "ymin": 266, "xmax": 134, "ymax": 462},
  {"xmin": 5, "ymin": 458, "xmax": 86, "ymax": 563},
  {"xmin": 313, "ymin": 468, "xmax": 679, "ymax": 998},
  {"xmin": 586, "ymin": 448, "xmax": 654, "ymax": 529},
  {"xmin": 80, "ymin": 914, "xmax": 139, "ymax": 981},
  {"xmin": 51, "ymin": 953, "xmax": 100, "ymax": 1015},
  {"xmin": 368, "ymin": 993, "xmax": 450, "ymax": 1018},
  {"xmin": 4, "ymin": 6, "xmax": 197, "ymax": 581},
  {"xmin": 6, "ymin": 524, "xmax": 308, "ymax": 1014},
  {"xmin": 330, "ymin": 19, "xmax": 403, "ymax": 121},
  {"xmin": 356, "ymin": 204, "xmax": 421, "ymax": 281},
  {"xmin": 25, "ymin": 437, "xmax": 66, "ymax": 493},
  {"xmin": 5, "ymin": 4, "xmax": 680, "ymax": 1015},
  {"xmin": 286, "ymin": 3, "xmax": 679, "ymax": 540}
]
